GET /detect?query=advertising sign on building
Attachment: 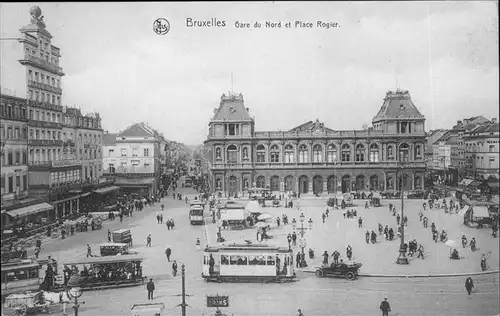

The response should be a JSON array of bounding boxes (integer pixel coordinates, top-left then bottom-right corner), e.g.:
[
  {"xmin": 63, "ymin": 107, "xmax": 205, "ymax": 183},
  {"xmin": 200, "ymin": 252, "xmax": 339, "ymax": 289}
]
[{"xmin": 206, "ymin": 295, "xmax": 229, "ymax": 308}]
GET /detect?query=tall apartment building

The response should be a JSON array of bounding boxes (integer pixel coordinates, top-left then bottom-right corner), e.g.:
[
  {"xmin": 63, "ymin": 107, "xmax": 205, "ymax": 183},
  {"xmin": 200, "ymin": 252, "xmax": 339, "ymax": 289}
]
[
  {"xmin": 464, "ymin": 121, "xmax": 499, "ymax": 180},
  {"xmin": 102, "ymin": 123, "xmax": 162, "ymax": 196},
  {"xmin": 0, "ymin": 94, "xmax": 29, "ymax": 199}
]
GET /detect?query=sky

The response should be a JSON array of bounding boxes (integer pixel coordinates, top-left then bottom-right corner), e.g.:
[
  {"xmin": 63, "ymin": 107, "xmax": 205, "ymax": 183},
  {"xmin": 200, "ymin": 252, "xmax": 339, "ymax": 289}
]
[{"xmin": 0, "ymin": 2, "xmax": 498, "ymax": 145}]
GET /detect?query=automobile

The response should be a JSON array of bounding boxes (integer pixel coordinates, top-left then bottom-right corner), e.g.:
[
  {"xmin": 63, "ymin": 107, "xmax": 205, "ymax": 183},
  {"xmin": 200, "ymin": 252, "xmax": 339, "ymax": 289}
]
[{"xmin": 315, "ymin": 262, "xmax": 362, "ymax": 280}]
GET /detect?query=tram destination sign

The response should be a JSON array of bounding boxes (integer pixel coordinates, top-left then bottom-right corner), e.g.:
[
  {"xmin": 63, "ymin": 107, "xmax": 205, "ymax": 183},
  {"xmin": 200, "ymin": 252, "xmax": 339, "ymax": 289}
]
[{"xmin": 206, "ymin": 295, "xmax": 229, "ymax": 308}]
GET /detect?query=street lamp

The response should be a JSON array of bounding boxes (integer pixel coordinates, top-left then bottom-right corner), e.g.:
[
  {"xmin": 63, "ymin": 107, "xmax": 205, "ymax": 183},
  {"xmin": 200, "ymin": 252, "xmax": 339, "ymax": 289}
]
[
  {"xmin": 67, "ymin": 274, "xmax": 84, "ymax": 316},
  {"xmin": 396, "ymin": 159, "xmax": 409, "ymax": 265},
  {"xmin": 217, "ymin": 219, "xmax": 224, "ymax": 242},
  {"xmin": 292, "ymin": 212, "xmax": 313, "ymax": 267}
]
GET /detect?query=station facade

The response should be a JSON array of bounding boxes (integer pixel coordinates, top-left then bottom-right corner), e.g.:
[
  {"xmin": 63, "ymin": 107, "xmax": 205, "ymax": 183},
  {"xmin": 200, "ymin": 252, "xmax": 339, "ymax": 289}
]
[{"xmin": 204, "ymin": 90, "xmax": 427, "ymax": 195}]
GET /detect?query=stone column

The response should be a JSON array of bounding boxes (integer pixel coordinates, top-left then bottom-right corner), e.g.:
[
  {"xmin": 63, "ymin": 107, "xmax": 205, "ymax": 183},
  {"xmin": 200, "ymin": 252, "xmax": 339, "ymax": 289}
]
[
  {"xmin": 322, "ymin": 180, "xmax": 327, "ymax": 193},
  {"xmin": 69, "ymin": 199, "xmax": 73, "ymax": 214},
  {"xmin": 411, "ymin": 172, "xmax": 415, "ymax": 190},
  {"xmin": 383, "ymin": 172, "xmax": 387, "ymax": 190},
  {"xmin": 308, "ymin": 140, "xmax": 313, "ymax": 163}
]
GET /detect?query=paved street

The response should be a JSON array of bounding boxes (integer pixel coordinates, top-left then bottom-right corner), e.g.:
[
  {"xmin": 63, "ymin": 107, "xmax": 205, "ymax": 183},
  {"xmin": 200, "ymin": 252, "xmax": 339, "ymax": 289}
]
[{"xmin": 6, "ymin": 189, "xmax": 499, "ymax": 316}]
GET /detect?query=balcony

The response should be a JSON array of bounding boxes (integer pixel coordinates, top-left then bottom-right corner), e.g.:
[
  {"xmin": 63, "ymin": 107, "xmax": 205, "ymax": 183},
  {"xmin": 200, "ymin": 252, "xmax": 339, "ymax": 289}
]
[
  {"xmin": 27, "ymin": 100, "xmax": 63, "ymax": 112},
  {"xmin": 28, "ymin": 159, "xmax": 82, "ymax": 169},
  {"xmin": 27, "ymin": 80, "xmax": 62, "ymax": 94},
  {"xmin": 19, "ymin": 54, "xmax": 64, "ymax": 76},
  {"xmin": 28, "ymin": 139, "xmax": 64, "ymax": 146},
  {"xmin": 63, "ymin": 140, "xmax": 75, "ymax": 146},
  {"xmin": 209, "ymin": 160, "xmax": 427, "ymax": 170},
  {"xmin": 28, "ymin": 120, "xmax": 62, "ymax": 129}
]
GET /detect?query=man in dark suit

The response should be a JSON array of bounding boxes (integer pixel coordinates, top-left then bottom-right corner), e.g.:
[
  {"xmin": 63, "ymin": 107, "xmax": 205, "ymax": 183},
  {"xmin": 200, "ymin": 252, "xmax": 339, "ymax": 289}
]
[
  {"xmin": 380, "ymin": 298, "xmax": 391, "ymax": 316},
  {"xmin": 147, "ymin": 278, "xmax": 155, "ymax": 300}
]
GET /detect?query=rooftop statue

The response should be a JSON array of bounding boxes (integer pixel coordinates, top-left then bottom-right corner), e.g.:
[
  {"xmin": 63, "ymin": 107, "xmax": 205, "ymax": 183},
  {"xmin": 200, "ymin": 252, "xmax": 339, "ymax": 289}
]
[{"xmin": 30, "ymin": 5, "xmax": 46, "ymax": 28}]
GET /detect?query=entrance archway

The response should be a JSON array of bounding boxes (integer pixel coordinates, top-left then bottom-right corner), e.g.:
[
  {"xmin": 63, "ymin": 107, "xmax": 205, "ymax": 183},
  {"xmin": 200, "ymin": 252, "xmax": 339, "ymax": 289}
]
[
  {"xmin": 270, "ymin": 176, "xmax": 280, "ymax": 192},
  {"xmin": 284, "ymin": 176, "xmax": 294, "ymax": 192},
  {"xmin": 229, "ymin": 176, "xmax": 237, "ymax": 195},
  {"xmin": 370, "ymin": 175, "xmax": 379, "ymax": 191},
  {"xmin": 356, "ymin": 175, "xmax": 365, "ymax": 191},
  {"xmin": 327, "ymin": 175, "xmax": 336, "ymax": 193},
  {"xmin": 299, "ymin": 176, "xmax": 309, "ymax": 194},
  {"xmin": 341, "ymin": 175, "xmax": 351, "ymax": 193},
  {"xmin": 313, "ymin": 175, "xmax": 323, "ymax": 194}
]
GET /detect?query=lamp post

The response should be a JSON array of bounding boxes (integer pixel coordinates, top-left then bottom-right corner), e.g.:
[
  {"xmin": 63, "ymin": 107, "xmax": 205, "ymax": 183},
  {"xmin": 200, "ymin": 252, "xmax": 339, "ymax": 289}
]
[
  {"xmin": 396, "ymin": 159, "xmax": 409, "ymax": 265},
  {"xmin": 67, "ymin": 274, "xmax": 84, "ymax": 316},
  {"xmin": 292, "ymin": 212, "xmax": 313, "ymax": 267}
]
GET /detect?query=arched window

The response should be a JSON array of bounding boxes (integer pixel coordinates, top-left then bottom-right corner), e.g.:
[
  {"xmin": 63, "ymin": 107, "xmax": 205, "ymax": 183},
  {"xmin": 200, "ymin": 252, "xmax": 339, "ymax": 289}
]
[
  {"xmin": 326, "ymin": 144, "xmax": 337, "ymax": 163},
  {"xmin": 298, "ymin": 144, "xmax": 308, "ymax": 163},
  {"xmin": 284, "ymin": 144, "xmax": 294, "ymax": 163},
  {"xmin": 226, "ymin": 145, "xmax": 237, "ymax": 163},
  {"xmin": 341, "ymin": 144, "xmax": 350, "ymax": 162},
  {"xmin": 256, "ymin": 145, "xmax": 266, "ymax": 163},
  {"xmin": 369, "ymin": 143, "xmax": 379, "ymax": 162},
  {"xmin": 399, "ymin": 143, "xmax": 410, "ymax": 162},
  {"xmin": 414, "ymin": 144, "xmax": 422, "ymax": 159},
  {"xmin": 270, "ymin": 176, "xmax": 280, "ymax": 191},
  {"xmin": 313, "ymin": 144, "xmax": 322, "ymax": 163},
  {"xmin": 355, "ymin": 144, "xmax": 365, "ymax": 162},
  {"xmin": 270, "ymin": 145, "xmax": 280, "ymax": 163},
  {"xmin": 256, "ymin": 176, "xmax": 266, "ymax": 188}
]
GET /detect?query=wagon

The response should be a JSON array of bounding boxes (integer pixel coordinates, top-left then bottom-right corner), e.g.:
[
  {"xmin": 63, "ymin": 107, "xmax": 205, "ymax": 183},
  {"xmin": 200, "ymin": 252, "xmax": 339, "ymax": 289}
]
[
  {"xmin": 3, "ymin": 291, "xmax": 51, "ymax": 316},
  {"xmin": 314, "ymin": 262, "xmax": 362, "ymax": 280}
]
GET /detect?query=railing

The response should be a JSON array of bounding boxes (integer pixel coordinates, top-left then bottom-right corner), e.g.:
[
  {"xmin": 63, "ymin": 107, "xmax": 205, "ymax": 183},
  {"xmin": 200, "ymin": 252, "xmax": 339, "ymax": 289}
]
[
  {"xmin": 210, "ymin": 161, "xmax": 426, "ymax": 169},
  {"xmin": 21, "ymin": 54, "xmax": 64, "ymax": 74},
  {"xmin": 28, "ymin": 139, "xmax": 64, "ymax": 146},
  {"xmin": 28, "ymin": 120, "xmax": 62, "ymax": 129},
  {"xmin": 27, "ymin": 80, "xmax": 62, "ymax": 94},
  {"xmin": 28, "ymin": 159, "xmax": 81, "ymax": 168},
  {"xmin": 27, "ymin": 100, "xmax": 64, "ymax": 111}
]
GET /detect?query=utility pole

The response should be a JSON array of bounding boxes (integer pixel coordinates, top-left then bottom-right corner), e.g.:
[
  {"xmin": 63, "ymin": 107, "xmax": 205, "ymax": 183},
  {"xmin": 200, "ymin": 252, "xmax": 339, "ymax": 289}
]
[{"xmin": 178, "ymin": 264, "xmax": 189, "ymax": 316}]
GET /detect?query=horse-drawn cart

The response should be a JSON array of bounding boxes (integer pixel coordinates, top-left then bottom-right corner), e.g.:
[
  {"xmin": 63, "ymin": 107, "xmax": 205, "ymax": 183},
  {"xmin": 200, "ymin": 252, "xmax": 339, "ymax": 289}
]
[{"xmin": 3, "ymin": 292, "xmax": 51, "ymax": 316}]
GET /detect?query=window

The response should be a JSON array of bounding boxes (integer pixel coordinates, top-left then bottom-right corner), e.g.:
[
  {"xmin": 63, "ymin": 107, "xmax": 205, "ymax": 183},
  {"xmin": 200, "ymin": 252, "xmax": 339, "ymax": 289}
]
[
  {"xmin": 298, "ymin": 144, "xmax": 308, "ymax": 163},
  {"xmin": 313, "ymin": 144, "xmax": 322, "ymax": 163},
  {"xmin": 144, "ymin": 163, "xmax": 150, "ymax": 168},
  {"xmin": 144, "ymin": 148, "xmax": 149, "ymax": 157},
  {"xmin": 256, "ymin": 145, "xmax": 265, "ymax": 163},
  {"xmin": 7, "ymin": 151, "xmax": 13, "ymax": 165},
  {"xmin": 14, "ymin": 128, "xmax": 20, "ymax": 139},
  {"xmin": 226, "ymin": 145, "xmax": 237, "ymax": 163},
  {"xmin": 355, "ymin": 144, "xmax": 365, "ymax": 162},
  {"xmin": 256, "ymin": 176, "xmax": 266, "ymax": 188},
  {"xmin": 490, "ymin": 145, "xmax": 495, "ymax": 153},
  {"xmin": 15, "ymin": 176, "xmax": 20, "ymax": 190},
  {"xmin": 387, "ymin": 145, "xmax": 394, "ymax": 159},
  {"xmin": 414, "ymin": 144, "xmax": 422, "ymax": 159},
  {"xmin": 35, "ymin": 72, "xmax": 39, "ymax": 82},
  {"xmin": 266, "ymin": 255, "xmax": 275, "ymax": 265},
  {"xmin": 132, "ymin": 148, "xmax": 138, "ymax": 157},
  {"xmin": 15, "ymin": 151, "xmax": 20, "ymax": 164},
  {"xmin": 327, "ymin": 144, "xmax": 337, "ymax": 163},
  {"xmin": 369, "ymin": 144, "xmax": 379, "ymax": 162},
  {"xmin": 109, "ymin": 149, "xmax": 114, "ymax": 157},
  {"xmin": 221, "ymin": 255, "xmax": 229, "ymax": 265},
  {"xmin": 23, "ymin": 175, "xmax": 27, "ymax": 191},
  {"xmin": 8, "ymin": 176, "xmax": 13, "ymax": 193},
  {"xmin": 131, "ymin": 160, "xmax": 140, "ymax": 166},
  {"xmin": 121, "ymin": 148, "xmax": 127, "ymax": 157},
  {"xmin": 341, "ymin": 144, "xmax": 350, "ymax": 162},
  {"xmin": 270, "ymin": 145, "xmax": 280, "ymax": 163},
  {"xmin": 399, "ymin": 143, "xmax": 410, "ymax": 162},
  {"xmin": 284, "ymin": 144, "xmax": 294, "ymax": 163}
]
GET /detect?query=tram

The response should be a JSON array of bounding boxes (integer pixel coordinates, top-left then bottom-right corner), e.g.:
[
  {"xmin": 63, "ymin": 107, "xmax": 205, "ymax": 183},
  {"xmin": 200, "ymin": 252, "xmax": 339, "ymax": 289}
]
[
  {"xmin": 61, "ymin": 254, "xmax": 145, "ymax": 290},
  {"xmin": 1, "ymin": 258, "xmax": 51, "ymax": 301},
  {"xmin": 201, "ymin": 243, "xmax": 296, "ymax": 283},
  {"xmin": 189, "ymin": 200, "xmax": 205, "ymax": 225}
]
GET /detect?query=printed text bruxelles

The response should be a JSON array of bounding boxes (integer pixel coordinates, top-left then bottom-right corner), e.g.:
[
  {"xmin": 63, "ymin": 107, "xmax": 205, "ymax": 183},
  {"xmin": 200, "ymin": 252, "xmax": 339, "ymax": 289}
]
[{"xmin": 186, "ymin": 18, "xmax": 227, "ymax": 28}]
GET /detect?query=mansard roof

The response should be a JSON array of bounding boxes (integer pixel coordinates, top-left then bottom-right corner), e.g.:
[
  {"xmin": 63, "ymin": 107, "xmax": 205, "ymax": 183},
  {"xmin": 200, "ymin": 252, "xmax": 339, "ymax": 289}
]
[
  {"xmin": 373, "ymin": 89, "xmax": 425, "ymax": 122},
  {"xmin": 288, "ymin": 119, "xmax": 335, "ymax": 133},
  {"xmin": 118, "ymin": 122, "xmax": 156, "ymax": 138},
  {"xmin": 211, "ymin": 92, "xmax": 252, "ymax": 121}
]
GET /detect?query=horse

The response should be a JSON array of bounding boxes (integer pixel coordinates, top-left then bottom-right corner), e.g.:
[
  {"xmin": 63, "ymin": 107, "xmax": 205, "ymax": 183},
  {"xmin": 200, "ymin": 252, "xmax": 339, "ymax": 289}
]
[{"xmin": 42, "ymin": 290, "xmax": 73, "ymax": 315}]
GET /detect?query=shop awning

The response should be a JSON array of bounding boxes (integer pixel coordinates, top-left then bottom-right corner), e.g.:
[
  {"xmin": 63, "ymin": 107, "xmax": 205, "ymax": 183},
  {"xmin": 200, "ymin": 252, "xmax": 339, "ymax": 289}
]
[
  {"xmin": 94, "ymin": 186, "xmax": 120, "ymax": 194},
  {"xmin": 472, "ymin": 206, "xmax": 490, "ymax": 218},
  {"xmin": 468, "ymin": 181, "xmax": 482, "ymax": 188},
  {"xmin": 7, "ymin": 202, "xmax": 53, "ymax": 218}
]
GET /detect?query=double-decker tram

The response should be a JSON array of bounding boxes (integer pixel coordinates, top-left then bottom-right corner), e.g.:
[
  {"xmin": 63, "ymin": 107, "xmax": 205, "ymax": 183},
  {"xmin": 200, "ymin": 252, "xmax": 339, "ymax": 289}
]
[
  {"xmin": 201, "ymin": 243, "xmax": 296, "ymax": 283},
  {"xmin": 189, "ymin": 200, "xmax": 205, "ymax": 225},
  {"xmin": 1, "ymin": 258, "xmax": 54, "ymax": 301}
]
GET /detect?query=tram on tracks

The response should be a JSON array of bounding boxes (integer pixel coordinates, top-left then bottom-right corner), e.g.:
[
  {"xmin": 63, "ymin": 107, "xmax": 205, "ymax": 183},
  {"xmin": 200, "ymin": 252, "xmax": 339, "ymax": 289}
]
[
  {"xmin": 61, "ymin": 254, "xmax": 145, "ymax": 290},
  {"xmin": 201, "ymin": 243, "xmax": 296, "ymax": 283},
  {"xmin": 189, "ymin": 200, "xmax": 205, "ymax": 225}
]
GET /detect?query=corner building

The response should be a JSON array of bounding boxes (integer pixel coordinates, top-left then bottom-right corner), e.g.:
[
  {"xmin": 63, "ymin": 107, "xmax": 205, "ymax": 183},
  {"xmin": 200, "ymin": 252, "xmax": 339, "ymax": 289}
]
[{"xmin": 204, "ymin": 90, "xmax": 427, "ymax": 196}]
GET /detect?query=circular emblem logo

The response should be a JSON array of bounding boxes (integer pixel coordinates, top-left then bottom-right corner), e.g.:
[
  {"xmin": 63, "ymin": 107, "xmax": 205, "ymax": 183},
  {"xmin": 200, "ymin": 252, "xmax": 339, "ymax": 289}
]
[{"xmin": 153, "ymin": 18, "xmax": 170, "ymax": 35}]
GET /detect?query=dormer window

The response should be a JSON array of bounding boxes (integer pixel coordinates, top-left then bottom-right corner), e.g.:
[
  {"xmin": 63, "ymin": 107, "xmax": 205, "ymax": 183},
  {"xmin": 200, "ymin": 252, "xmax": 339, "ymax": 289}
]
[{"xmin": 400, "ymin": 104, "xmax": 405, "ymax": 109}]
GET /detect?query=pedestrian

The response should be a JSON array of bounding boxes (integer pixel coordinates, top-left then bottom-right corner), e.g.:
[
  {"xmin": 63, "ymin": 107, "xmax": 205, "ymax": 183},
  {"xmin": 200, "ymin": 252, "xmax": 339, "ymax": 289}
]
[
  {"xmin": 147, "ymin": 278, "xmax": 155, "ymax": 300},
  {"xmin": 287, "ymin": 234, "xmax": 292, "ymax": 248},
  {"xmin": 358, "ymin": 217, "xmax": 363, "ymax": 228},
  {"xmin": 196, "ymin": 237, "xmax": 201, "ymax": 251},
  {"xmin": 297, "ymin": 309, "xmax": 304, "ymax": 316},
  {"xmin": 403, "ymin": 215, "xmax": 408, "ymax": 227},
  {"xmin": 165, "ymin": 247, "xmax": 171, "ymax": 261},
  {"xmin": 34, "ymin": 246, "xmax": 40, "ymax": 259},
  {"xmin": 465, "ymin": 277, "xmax": 474, "ymax": 295},
  {"xmin": 379, "ymin": 298, "xmax": 391, "ymax": 316},
  {"xmin": 146, "ymin": 234, "xmax": 152, "ymax": 247},
  {"xmin": 346, "ymin": 245, "xmax": 353, "ymax": 261},
  {"xmin": 86, "ymin": 244, "xmax": 92, "ymax": 257},
  {"xmin": 160, "ymin": 213, "xmax": 163, "ymax": 224},
  {"xmin": 161, "ymin": 204, "xmax": 164, "ymax": 211},
  {"xmin": 322, "ymin": 250, "xmax": 329, "ymax": 265},
  {"xmin": 417, "ymin": 245, "xmax": 424, "ymax": 259},
  {"xmin": 107, "ymin": 229, "xmax": 111, "ymax": 242},
  {"xmin": 332, "ymin": 250, "xmax": 340, "ymax": 265},
  {"xmin": 322, "ymin": 213, "xmax": 326, "ymax": 223},
  {"xmin": 292, "ymin": 232, "xmax": 297, "ymax": 246},
  {"xmin": 396, "ymin": 214, "xmax": 400, "ymax": 226},
  {"xmin": 365, "ymin": 230, "xmax": 370, "ymax": 244},
  {"xmin": 296, "ymin": 252, "xmax": 300, "ymax": 268}
]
